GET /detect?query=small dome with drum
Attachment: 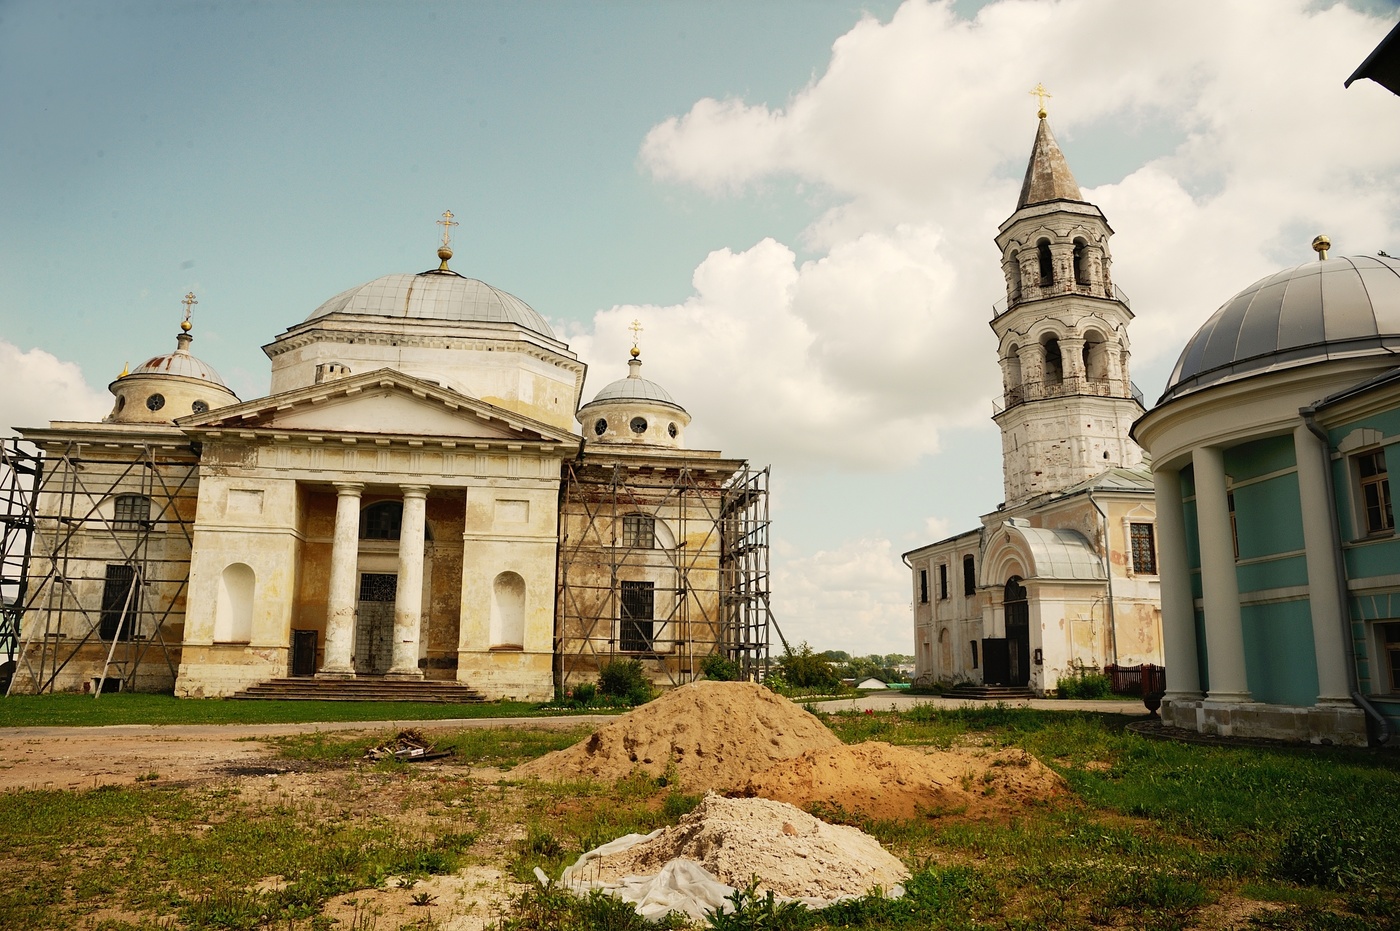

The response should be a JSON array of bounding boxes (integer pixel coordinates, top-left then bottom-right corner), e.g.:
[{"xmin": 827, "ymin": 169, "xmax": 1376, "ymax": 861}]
[
  {"xmin": 107, "ymin": 293, "xmax": 240, "ymax": 425},
  {"xmin": 577, "ymin": 324, "xmax": 690, "ymax": 447}
]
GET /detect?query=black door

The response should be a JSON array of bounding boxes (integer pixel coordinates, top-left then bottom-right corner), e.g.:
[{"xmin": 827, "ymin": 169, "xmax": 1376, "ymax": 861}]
[
  {"xmin": 291, "ymin": 629, "xmax": 318, "ymax": 677},
  {"xmin": 982, "ymin": 638, "xmax": 1009, "ymax": 686},
  {"xmin": 1004, "ymin": 577, "xmax": 1030, "ymax": 688}
]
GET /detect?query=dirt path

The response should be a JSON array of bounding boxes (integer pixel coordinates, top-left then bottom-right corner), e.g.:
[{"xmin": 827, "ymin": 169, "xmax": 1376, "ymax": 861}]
[{"xmin": 0, "ymin": 715, "xmax": 614, "ymax": 792}]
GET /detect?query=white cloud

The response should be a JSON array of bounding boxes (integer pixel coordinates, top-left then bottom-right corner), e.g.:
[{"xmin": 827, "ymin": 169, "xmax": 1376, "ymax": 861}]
[
  {"xmin": 772, "ymin": 537, "xmax": 911, "ymax": 654},
  {"xmin": 0, "ymin": 341, "xmax": 109, "ymax": 436},
  {"xmin": 619, "ymin": 0, "xmax": 1400, "ymax": 650}
]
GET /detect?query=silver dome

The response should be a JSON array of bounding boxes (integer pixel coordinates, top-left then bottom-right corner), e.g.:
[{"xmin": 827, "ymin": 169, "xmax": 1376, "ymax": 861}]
[
  {"xmin": 306, "ymin": 271, "xmax": 555, "ymax": 338},
  {"xmin": 1160, "ymin": 254, "xmax": 1400, "ymax": 403},
  {"xmin": 131, "ymin": 343, "xmax": 230, "ymax": 389},
  {"xmin": 580, "ymin": 358, "xmax": 686, "ymax": 413}
]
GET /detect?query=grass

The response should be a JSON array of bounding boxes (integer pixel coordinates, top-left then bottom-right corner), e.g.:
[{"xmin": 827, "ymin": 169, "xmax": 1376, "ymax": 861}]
[
  {"xmin": 0, "ymin": 692, "xmax": 545, "ymax": 728},
  {"xmin": 2, "ymin": 704, "xmax": 1398, "ymax": 929}
]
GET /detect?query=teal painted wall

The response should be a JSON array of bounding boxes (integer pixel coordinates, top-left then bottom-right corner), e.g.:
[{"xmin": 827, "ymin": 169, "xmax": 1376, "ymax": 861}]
[
  {"xmin": 1193, "ymin": 609, "xmax": 1209, "ymax": 694},
  {"xmin": 1326, "ymin": 408, "xmax": 1400, "ymax": 448},
  {"xmin": 1236, "ymin": 555, "xmax": 1309, "ymax": 593},
  {"xmin": 1240, "ymin": 598, "xmax": 1319, "ymax": 706},
  {"xmin": 1345, "ymin": 537, "xmax": 1400, "ymax": 580},
  {"xmin": 1225, "ymin": 435, "xmax": 1297, "ymax": 482},
  {"xmin": 1231, "ymin": 473, "xmax": 1305, "ymax": 561}
]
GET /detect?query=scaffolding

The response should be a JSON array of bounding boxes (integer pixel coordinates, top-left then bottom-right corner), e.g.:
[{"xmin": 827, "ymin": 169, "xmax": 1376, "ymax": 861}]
[
  {"xmin": 555, "ymin": 457, "xmax": 775, "ymax": 692},
  {"xmin": 0, "ymin": 439, "xmax": 42, "ymax": 693},
  {"xmin": 3, "ymin": 438, "xmax": 199, "ymax": 695}
]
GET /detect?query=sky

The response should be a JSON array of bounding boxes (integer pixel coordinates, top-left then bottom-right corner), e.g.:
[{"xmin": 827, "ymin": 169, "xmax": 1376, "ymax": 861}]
[{"xmin": 3, "ymin": 0, "xmax": 1400, "ymax": 655}]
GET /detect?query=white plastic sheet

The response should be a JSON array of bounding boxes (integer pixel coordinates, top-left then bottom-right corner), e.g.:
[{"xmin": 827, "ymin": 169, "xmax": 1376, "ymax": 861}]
[{"xmin": 546, "ymin": 830, "xmax": 904, "ymax": 923}]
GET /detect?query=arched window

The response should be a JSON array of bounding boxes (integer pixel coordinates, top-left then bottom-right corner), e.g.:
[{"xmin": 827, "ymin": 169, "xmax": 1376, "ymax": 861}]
[
  {"xmin": 113, "ymin": 494, "xmax": 151, "ymax": 531},
  {"xmin": 1082, "ymin": 331, "xmax": 1108, "ymax": 382},
  {"xmin": 489, "ymin": 571, "xmax": 526, "ymax": 650},
  {"xmin": 1036, "ymin": 239, "xmax": 1054, "ymax": 286},
  {"xmin": 360, "ymin": 501, "xmax": 431, "ymax": 541},
  {"xmin": 1008, "ymin": 251, "xmax": 1022, "ymax": 301},
  {"xmin": 1042, "ymin": 336, "xmax": 1063, "ymax": 386},
  {"xmin": 1073, "ymin": 238, "xmax": 1090, "ymax": 285},
  {"xmin": 214, "ymin": 563, "xmax": 255, "ymax": 643}
]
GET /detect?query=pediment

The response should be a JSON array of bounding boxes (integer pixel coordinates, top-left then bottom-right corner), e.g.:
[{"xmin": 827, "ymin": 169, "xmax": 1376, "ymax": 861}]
[{"xmin": 179, "ymin": 369, "xmax": 576, "ymax": 444}]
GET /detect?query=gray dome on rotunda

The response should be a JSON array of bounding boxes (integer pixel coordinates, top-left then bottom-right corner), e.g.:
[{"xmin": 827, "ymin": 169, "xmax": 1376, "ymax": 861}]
[
  {"xmin": 1160, "ymin": 248, "xmax": 1400, "ymax": 404},
  {"xmin": 305, "ymin": 269, "xmax": 555, "ymax": 339},
  {"xmin": 131, "ymin": 339, "xmax": 230, "ymax": 389},
  {"xmin": 582, "ymin": 356, "xmax": 687, "ymax": 412}
]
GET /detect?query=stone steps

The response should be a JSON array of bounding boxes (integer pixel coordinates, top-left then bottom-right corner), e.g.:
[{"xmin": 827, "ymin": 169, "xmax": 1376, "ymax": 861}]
[
  {"xmin": 230, "ymin": 677, "xmax": 487, "ymax": 703},
  {"xmin": 945, "ymin": 683, "xmax": 1037, "ymax": 701}
]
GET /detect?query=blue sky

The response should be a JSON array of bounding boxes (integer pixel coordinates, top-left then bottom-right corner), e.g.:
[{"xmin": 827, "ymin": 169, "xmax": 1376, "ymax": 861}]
[{"xmin": 3, "ymin": 0, "xmax": 1399, "ymax": 653}]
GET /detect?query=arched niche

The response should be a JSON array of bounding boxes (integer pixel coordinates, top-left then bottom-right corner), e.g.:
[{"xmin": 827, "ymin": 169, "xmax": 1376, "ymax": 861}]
[
  {"xmin": 1041, "ymin": 334, "xmax": 1064, "ymax": 386},
  {"xmin": 489, "ymin": 571, "xmax": 526, "ymax": 650},
  {"xmin": 938, "ymin": 627, "xmax": 953, "ymax": 672},
  {"xmin": 214, "ymin": 563, "xmax": 255, "ymax": 643},
  {"xmin": 1082, "ymin": 328, "xmax": 1110, "ymax": 382}
]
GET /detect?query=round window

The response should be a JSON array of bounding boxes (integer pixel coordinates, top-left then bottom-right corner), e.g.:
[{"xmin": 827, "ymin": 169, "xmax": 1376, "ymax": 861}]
[
  {"xmin": 593, "ymin": 418, "xmax": 607, "ymax": 436},
  {"xmin": 115, "ymin": 395, "xmax": 126, "ymax": 412},
  {"xmin": 629, "ymin": 416, "xmax": 648, "ymax": 434},
  {"xmin": 667, "ymin": 422, "xmax": 678, "ymax": 438},
  {"xmin": 146, "ymin": 393, "xmax": 165, "ymax": 411},
  {"xmin": 192, "ymin": 400, "xmax": 209, "ymax": 414}
]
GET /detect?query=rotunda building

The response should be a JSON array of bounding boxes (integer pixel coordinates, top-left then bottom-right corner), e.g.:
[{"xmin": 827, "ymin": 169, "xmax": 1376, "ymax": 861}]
[
  {"xmin": 1134, "ymin": 242, "xmax": 1400, "ymax": 746},
  {"xmin": 106, "ymin": 297, "xmax": 240, "ymax": 425},
  {"xmin": 576, "ymin": 349, "xmax": 691, "ymax": 448}
]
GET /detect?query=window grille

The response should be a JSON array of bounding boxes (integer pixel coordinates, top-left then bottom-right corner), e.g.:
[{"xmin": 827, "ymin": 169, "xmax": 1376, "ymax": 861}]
[
  {"xmin": 938, "ymin": 563, "xmax": 949, "ymax": 600},
  {"xmin": 113, "ymin": 494, "xmax": 150, "ymax": 531},
  {"xmin": 99, "ymin": 564, "xmax": 139, "ymax": 640},
  {"xmin": 918, "ymin": 569, "xmax": 929, "ymax": 604},
  {"xmin": 619, "ymin": 580, "xmax": 655, "ymax": 652},
  {"xmin": 963, "ymin": 555, "xmax": 976, "ymax": 596},
  {"xmin": 622, "ymin": 514, "xmax": 655, "ymax": 549},
  {"xmin": 361, "ymin": 501, "xmax": 402, "ymax": 540},
  {"xmin": 1130, "ymin": 523, "xmax": 1157, "ymax": 575}
]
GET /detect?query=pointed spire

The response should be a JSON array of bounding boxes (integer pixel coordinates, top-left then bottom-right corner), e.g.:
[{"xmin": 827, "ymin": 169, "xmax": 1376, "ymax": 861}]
[{"xmin": 1016, "ymin": 115, "xmax": 1083, "ymax": 208}]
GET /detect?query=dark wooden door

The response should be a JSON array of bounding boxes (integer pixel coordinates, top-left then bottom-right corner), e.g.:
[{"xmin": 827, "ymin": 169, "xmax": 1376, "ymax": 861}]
[
  {"xmin": 1004, "ymin": 578, "xmax": 1030, "ymax": 688},
  {"xmin": 291, "ymin": 629, "xmax": 318, "ymax": 677}
]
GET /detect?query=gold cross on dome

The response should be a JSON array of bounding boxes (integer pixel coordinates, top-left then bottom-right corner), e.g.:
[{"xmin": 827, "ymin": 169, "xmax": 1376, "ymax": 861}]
[
  {"xmin": 628, "ymin": 319, "xmax": 643, "ymax": 349},
  {"xmin": 181, "ymin": 292, "xmax": 198, "ymax": 328},
  {"xmin": 1030, "ymin": 82, "xmax": 1052, "ymax": 118},
  {"xmin": 437, "ymin": 209, "xmax": 459, "ymax": 248}
]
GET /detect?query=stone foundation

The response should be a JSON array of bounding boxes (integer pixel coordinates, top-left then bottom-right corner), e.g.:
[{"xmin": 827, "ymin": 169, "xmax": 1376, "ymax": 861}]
[
  {"xmin": 1162, "ymin": 697, "xmax": 1370, "ymax": 747},
  {"xmin": 175, "ymin": 644, "xmax": 290, "ymax": 697},
  {"xmin": 457, "ymin": 649, "xmax": 553, "ymax": 701}
]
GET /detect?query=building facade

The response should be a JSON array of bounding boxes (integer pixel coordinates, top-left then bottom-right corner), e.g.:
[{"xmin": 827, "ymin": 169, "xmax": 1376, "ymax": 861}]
[
  {"xmin": 905, "ymin": 113, "xmax": 1163, "ymax": 695},
  {"xmin": 7, "ymin": 237, "xmax": 769, "ymax": 699},
  {"xmin": 1133, "ymin": 243, "xmax": 1400, "ymax": 746}
]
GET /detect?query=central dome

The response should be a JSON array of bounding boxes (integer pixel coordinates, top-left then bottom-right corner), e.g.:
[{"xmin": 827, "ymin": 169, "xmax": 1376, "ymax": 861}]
[
  {"xmin": 1160, "ymin": 254, "xmax": 1400, "ymax": 403},
  {"xmin": 306, "ymin": 270, "xmax": 555, "ymax": 338}
]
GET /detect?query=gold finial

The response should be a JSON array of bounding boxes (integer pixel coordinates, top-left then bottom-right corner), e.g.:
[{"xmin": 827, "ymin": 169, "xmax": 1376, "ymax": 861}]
[
  {"xmin": 1312, "ymin": 235, "xmax": 1331, "ymax": 261},
  {"xmin": 180, "ymin": 291, "xmax": 197, "ymax": 332},
  {"xmin": 436, "ymin": 209, "xmax": 459, "ymax": 270},
  {"xmin": 1030, "ymin": 82, "xmax": 1052, "ymax": 119},
  {"xmin": 119, "ymin": 361, "xmax": 129, "ymax": 378},
  {"xmin": 628, "ymin": 319, "xmax": 643, "ymax": 358}
]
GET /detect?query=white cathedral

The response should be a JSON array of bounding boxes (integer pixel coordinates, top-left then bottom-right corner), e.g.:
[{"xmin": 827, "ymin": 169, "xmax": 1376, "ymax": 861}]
[
  {"xmin": 904, "ymin": 112, "xmax": 1164, "ymax": 694},
  {"xmin": 4, "ymin": 223, "xmax": 769, "ymax": 700}
]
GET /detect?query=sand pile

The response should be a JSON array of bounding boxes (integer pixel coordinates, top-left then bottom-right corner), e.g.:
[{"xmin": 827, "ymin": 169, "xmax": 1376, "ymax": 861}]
[
  {"xmin": 575, "ymin": 793, "xmax": 909, "ymax": 901},
  {"xmin": 513, "ymin": 681, "xmax": 841, "ymax": 790},
  {"xmin": 739, "ymin": 741, "xmax": 1067, "ymax": 821}
]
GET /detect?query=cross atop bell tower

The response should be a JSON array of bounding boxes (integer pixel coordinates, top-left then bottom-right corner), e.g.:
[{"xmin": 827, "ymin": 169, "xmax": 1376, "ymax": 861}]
[{"xmin": 989, "ymin": 105, "xmax": 1143, "ymax": 508}]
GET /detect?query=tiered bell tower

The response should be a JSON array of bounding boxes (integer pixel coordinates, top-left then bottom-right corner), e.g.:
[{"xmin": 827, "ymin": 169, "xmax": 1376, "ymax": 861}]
[{"xmin": 991, "ymin": 103, "xmax": 1144, "ymax": 508}]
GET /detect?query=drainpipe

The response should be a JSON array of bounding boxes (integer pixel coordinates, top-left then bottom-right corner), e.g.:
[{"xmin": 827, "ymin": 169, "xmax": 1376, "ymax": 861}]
[
  {"xmin": 1301, "ymin": 406, "xmax": 1391, "ymax": 744},
  {"xmin": 1087, "ymin": 489, "xmax": 1118, "ymax": 667}
]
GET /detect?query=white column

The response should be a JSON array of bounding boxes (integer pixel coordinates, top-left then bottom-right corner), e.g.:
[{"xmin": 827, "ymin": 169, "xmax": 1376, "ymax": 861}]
[
  {"xmin": 319, "ymin": 482, "xmax": 363, "ymax": 677},
  {"xmin": 1192, "ymin": 446, "xmax": 1251, "ymax": 701},
  {"xmin": 388, "ymin": 485, "xmax": 429, "ymax": 678},
  {"xmin": 1153, "ymin": 465, "xmax": 1202, "ymax": 700},
  {"xmin": 1293, "ymin": 425, "xmax": 1353, "ymax": 703}
]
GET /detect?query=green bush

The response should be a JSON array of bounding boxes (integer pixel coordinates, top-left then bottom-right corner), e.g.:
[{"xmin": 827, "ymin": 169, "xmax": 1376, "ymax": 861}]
[
  {"xmin": 1275, "ymin": 815, "xmax": 1378, "ymax": 890},
  {"xmin": 701, "ymin": 653, "xmax": 742, "ymax": 681},
  {"xmin": 571, "ymin": 682, "xmax": 597, "ymax": 705},
  {"xmin": 1056, "ymin": 669, "xmax": 1113, "ymax": 699},
  {"xmin": 774, "ymin": 642, "xmax": 841, "ymax": 691},
  {"xmin": 598, "ymin": 659, "xmax": 655, "ymax": 706}
]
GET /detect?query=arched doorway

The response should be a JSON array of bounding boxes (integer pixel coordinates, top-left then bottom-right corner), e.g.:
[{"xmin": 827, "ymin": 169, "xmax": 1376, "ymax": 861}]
[{"xmin": 1004, "ymin": 577, "xmax": 1031, "ymax": 688}]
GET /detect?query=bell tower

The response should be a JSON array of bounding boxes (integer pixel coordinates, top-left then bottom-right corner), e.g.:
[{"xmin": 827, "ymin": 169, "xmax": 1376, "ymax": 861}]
[{"xmin": 990, "ymin": 106, "xmax": 1144, "ymax": 508}]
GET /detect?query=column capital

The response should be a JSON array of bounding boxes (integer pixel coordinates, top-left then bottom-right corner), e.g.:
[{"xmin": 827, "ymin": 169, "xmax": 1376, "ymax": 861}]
[
  {"xmin": 399, "ymin": 484, "xmax": 431, "ymax": 499},
  {"xmin": 333, "ymin": 481, "xmax": 365, "ymax": 496}
]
